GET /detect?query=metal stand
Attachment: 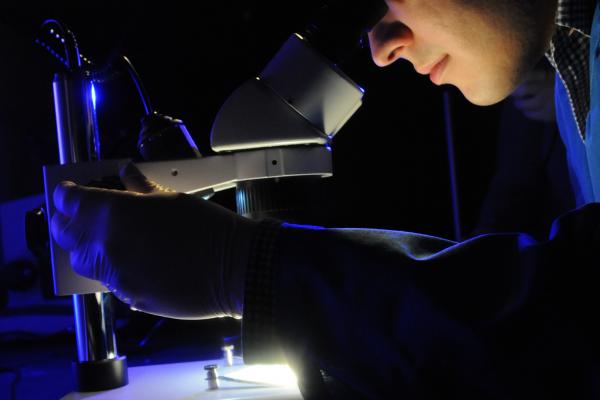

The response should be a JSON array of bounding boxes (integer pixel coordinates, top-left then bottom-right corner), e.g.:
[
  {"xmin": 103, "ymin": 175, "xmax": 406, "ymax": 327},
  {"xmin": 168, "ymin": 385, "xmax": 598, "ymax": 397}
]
[
  {"xmin": 72, "ymin": 293, "xmax": 127, "ymax": 391},
  {"xmin": 53, "ymin": 72, "xmax": 128, "ymax": 391}
]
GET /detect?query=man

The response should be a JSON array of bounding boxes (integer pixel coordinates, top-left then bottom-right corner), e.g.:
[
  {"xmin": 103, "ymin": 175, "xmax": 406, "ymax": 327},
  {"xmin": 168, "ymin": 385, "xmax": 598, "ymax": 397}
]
[{"xmin": 51, "ymin": 0, "xmax": 600, "ymax": 397}]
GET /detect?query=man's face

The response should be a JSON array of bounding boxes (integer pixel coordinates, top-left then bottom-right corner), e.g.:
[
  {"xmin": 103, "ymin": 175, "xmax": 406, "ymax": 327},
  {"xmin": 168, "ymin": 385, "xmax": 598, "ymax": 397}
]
[{"xmin": 368, "ymin": 0, "xmax": 557, "ymax": 106}]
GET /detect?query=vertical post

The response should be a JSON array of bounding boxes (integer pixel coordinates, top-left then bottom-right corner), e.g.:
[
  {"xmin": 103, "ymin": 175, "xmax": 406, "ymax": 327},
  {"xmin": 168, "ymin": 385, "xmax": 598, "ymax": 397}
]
[
  {"xmin": 52, "ymin": 72, "xmax": 128, "ymax": 391},
  {"xmin": 73, "ymin": 293, "xmax": 118, "ymax": 362},
  {"xmin": 443, "ymin": 90, "xmax": 462, "ymax": 241}
]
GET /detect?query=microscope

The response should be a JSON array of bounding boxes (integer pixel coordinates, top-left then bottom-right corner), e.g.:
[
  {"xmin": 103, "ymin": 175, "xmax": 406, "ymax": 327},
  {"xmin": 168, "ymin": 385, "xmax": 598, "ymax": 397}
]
[{"xmin": 33, "ymin": 0, "xmax": 387, "ymax": 395}]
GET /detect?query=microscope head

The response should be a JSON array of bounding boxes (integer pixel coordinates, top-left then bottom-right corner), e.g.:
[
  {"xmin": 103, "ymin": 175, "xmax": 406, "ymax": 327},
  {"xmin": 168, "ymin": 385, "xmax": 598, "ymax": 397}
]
[{"xmin": 210, "ymin": 0, "xmax": 387, "ymax": 152}]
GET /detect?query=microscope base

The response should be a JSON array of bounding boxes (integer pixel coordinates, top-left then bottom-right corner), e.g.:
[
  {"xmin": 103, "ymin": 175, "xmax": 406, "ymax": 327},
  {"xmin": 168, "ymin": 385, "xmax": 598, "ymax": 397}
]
[{"xmin": 73, "ymin": 356, "xmax": 128, "ymax": 392}]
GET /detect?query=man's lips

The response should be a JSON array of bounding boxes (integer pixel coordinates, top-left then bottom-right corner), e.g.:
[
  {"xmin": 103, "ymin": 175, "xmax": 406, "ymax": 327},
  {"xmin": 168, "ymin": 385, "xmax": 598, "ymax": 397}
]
[
  {"xmin": 415, "ymin": 55, "xmax": 449, "ymax": 85},
  {"xmin": 429, "ymin": 55, "xmax": 449, "ymax": 85}
]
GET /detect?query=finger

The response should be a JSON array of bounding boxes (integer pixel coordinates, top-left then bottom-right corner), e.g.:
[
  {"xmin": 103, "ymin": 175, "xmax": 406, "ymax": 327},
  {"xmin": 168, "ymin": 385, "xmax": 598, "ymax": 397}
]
[
  {"xmin": 69, "ymin": 244, "xmax": 107, "ymax": 282},
  {"xmin": 70, "ymin": 245, "xmax": 94, "ymax": 279},
  {"xmin": 53, "ymin": 181, "xmax": 79, "ymax": 216},
  {"xmin": 120, "ymin": 162, "xmax": 155, "ymax": 194},
  {"xmin": 51, "ymin": 211, "xmax": 83, "ymax": 250},
  {"xmin": 54, "ymin": 181, "xmax": 121, "ymax": 216}
]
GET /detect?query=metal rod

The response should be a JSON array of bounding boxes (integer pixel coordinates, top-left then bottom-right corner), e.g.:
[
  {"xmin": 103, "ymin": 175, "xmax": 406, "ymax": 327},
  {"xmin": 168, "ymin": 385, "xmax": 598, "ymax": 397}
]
[
  {"xmin": 53, "ymin": 72, "xmax": 119, "ymax": 363},
  {"xmin": 73, "ymin": 293, "xmax": 117, "ymax": 361},
  {"xmin": 443, "ymin": 90, "xmax": 462, "ymax": 241}
]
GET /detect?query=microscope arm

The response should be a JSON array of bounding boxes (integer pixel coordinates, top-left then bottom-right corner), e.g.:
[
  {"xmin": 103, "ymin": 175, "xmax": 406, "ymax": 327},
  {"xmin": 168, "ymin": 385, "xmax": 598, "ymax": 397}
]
[
  {"xmin": 43, "ymin": 145, "xmax": 332, "ymax": 296},
  {"xmin": 136, "ymin": 145, "xmax": 332, "ymax": 195}
]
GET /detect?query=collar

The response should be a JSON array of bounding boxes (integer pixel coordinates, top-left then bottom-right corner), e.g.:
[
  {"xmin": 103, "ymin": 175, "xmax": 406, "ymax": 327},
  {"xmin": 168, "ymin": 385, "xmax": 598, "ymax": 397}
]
[{"xmin": 555, "ymin": 0, "xmax": 595, "ymax": 37}]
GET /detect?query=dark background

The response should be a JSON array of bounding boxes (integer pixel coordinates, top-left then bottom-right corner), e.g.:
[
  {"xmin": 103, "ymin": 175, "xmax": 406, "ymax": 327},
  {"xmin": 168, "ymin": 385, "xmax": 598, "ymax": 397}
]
[
  {"xmin": 0, "ymin": 2, "xmax": 506, "ymax": 398},
  {"xmin": 0, "ymin": 1, "xmax": 503, "ymax": 236}
]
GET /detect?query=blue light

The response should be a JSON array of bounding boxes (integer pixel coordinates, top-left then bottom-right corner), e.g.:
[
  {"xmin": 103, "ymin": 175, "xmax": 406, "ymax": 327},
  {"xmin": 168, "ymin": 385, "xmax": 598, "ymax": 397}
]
[
  {"xmin": 236, "ymin": 190, "xmax": 246, "ymax": 207},
  {"xmin": 282, "ymin": 222, "xmax": 325, "ymax": 231},
  {"xmin": 90, "ymin": 83, "xmax": 97, "ymax": 110}
]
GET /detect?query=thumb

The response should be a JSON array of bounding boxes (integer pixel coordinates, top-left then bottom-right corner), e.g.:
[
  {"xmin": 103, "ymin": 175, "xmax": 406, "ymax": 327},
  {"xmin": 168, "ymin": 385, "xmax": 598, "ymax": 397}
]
[{"xmin": 120, "ymin": 162, "xmax": 155, "ymax": 194}]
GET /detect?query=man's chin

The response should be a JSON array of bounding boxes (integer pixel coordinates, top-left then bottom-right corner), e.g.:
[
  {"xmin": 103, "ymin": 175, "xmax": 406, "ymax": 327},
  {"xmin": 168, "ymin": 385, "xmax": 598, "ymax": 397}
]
[{"xmin": 458, "ymin": 83, "xmax": 514, "ymax": 106}]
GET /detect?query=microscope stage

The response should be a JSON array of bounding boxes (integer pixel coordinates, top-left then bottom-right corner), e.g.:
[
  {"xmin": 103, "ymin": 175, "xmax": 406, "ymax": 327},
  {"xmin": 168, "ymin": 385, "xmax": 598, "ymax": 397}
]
[{"xmin": 61, "ymin": 357, "xmax": 302, "ymax": 399}]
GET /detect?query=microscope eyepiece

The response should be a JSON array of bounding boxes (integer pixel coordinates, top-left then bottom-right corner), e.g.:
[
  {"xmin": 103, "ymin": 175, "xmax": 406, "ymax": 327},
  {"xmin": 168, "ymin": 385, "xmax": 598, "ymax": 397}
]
[{"xmin": 301, "ymin": 0, "xmax": 388, "ymax": 65}]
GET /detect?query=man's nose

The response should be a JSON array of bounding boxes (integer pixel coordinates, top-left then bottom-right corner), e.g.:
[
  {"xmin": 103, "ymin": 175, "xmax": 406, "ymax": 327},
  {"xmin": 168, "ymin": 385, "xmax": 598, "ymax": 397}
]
[{"xmin": 368, "ymin": 16, "xmax": 414, "ymax": 67}]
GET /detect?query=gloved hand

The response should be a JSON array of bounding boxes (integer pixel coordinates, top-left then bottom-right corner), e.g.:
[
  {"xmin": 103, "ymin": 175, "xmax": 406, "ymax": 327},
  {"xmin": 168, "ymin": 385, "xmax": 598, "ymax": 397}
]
[{"xmin": 50, "ymin": 163, "xmax": 259, "ymax": 319}]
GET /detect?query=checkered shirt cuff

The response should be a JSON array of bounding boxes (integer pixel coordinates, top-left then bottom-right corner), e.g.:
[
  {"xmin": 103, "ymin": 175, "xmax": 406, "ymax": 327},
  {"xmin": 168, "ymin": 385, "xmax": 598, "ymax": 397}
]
[{"xmin": 242, "ymin": 218, "xmax": 287, "ymax": 364}]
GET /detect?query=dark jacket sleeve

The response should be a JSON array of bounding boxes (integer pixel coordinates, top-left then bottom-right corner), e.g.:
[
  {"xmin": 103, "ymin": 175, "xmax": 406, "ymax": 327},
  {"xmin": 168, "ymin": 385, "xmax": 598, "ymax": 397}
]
[{"xmin": 242, "ymin": 204, "xmax": 600, "ymax": 399}]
